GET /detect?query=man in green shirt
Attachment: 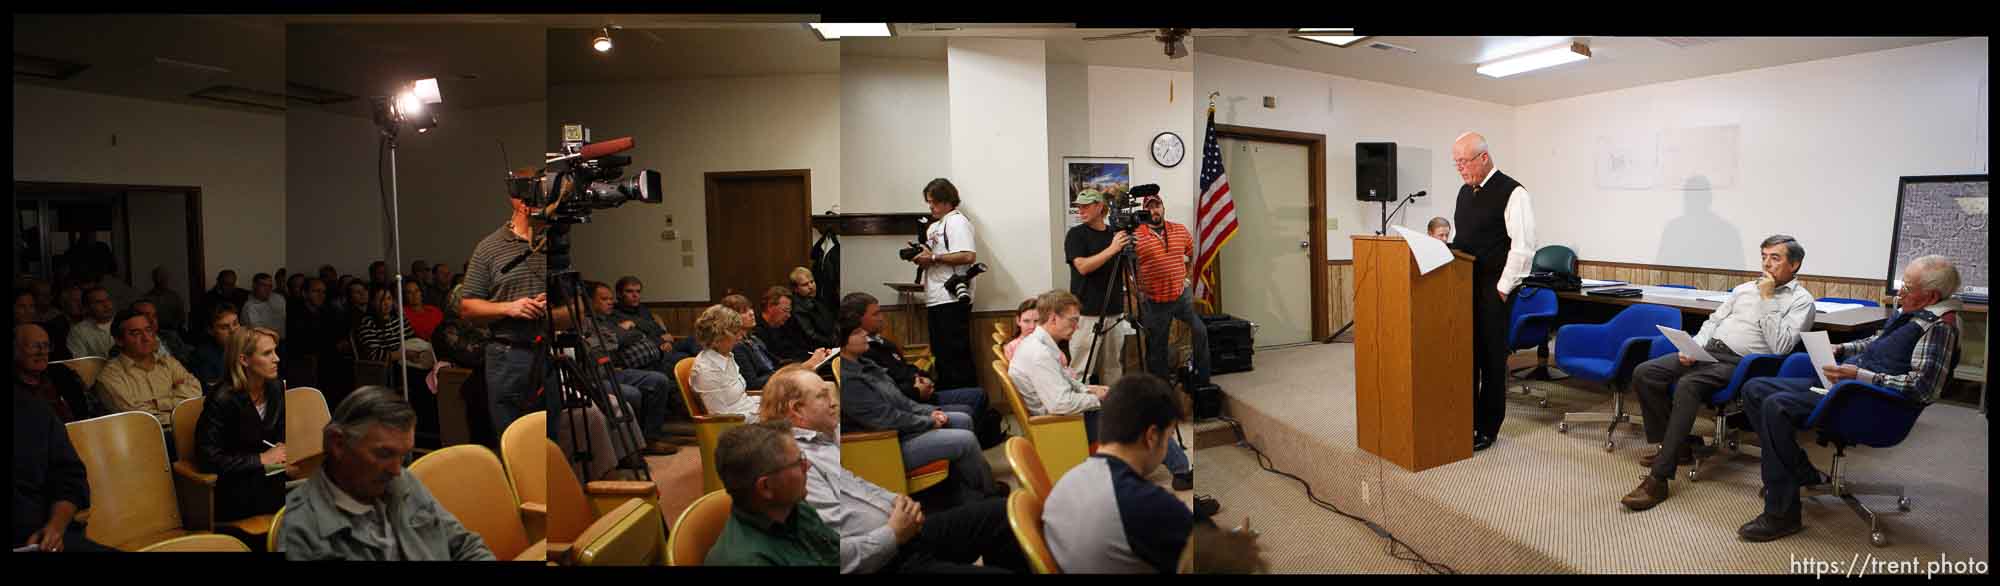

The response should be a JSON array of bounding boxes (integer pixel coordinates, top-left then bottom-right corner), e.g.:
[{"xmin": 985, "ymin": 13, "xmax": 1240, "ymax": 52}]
[{"xmin": 706, "ymin": 420, "xmax": 839, "ymax": 567}]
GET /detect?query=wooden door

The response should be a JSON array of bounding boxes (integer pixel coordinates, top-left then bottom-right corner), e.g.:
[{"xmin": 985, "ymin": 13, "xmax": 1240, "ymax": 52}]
[{"xmin": 704, "ymin": 170, "xmax": 812, "ymax": 302}]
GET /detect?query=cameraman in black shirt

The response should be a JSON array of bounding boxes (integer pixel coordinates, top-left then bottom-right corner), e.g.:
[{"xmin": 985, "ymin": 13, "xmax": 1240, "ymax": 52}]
[{"xmin": 1063, "ymin": 189, "xmax": 1134, "ymax": 385}]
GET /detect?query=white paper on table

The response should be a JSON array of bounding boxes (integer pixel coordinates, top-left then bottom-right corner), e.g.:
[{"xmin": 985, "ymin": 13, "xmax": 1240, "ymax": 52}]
[
  {"xmin": 1800, "ymin": 330, "xmax": 1838, "ymax": 390},
  {"xmin": 1655, "ymin": 325, "xmax": 1717, "ymax": 362},
  {"xmin": 1581, "ymin": 279, "xmax": 1628, "ymax": 288},
  {"xmin": 1391, "ymin": 225, "xmax": 1455, "ymax": 275},
  {"xmin": 1813, "ymin": 301, "xmax": 1864, "ymax": 314}
]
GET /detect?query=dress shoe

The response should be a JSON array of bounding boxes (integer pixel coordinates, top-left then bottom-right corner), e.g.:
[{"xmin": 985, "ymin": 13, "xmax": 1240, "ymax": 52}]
[
  {"xmin": 1737, "ymin": 512, "xmax": 1805, "ymax": 542},
  {"xmin": 1639, "ymin": 436, "xmax": 1703, "ymax": 468},
  {"xmin": 1173, "ymin": 472, "xmax": 1194, "ymax": 492},
  {"xmin": 1192, "ymin": 495, "xmax": 1221, "ymax": 521},
  {"xmin": 642, "ymin": 439, "xmax": 682, "ymax": 456},
  {"xmin": 1472, "ymin": 432, "xmax": 1496, "ymax": 452},
  {"xmin": 1620, "ymin": 475, "xmax": 1670, "ymax": 511}
]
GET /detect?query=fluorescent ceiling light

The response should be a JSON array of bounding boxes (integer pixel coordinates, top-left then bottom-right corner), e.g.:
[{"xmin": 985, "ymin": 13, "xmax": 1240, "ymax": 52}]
[
  {"xmin": 808, "ymin": 23, "xmax": 892, "ymax": 40},
  {"xmin": 1476, "ymin": 41, "xmax": 1591, "ymax": 78},
  {"xmin": 1291, "ymin": 28, "xmax": 1369, "ymax": 47}
]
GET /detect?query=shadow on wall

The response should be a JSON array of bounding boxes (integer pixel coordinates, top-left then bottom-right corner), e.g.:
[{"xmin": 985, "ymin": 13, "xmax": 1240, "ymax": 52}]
[{"xmin": 1655, "ymin": 175, "xmax": 1744, "ymax": 269}]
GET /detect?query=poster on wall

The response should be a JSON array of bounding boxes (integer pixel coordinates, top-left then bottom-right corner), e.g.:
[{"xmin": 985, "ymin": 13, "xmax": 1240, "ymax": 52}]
[
  {"xmin": 1061, "ymin": 157, "xmax": 1132, "ymax": 231},
  {"xmin": 1594, "ymin": 132, "xmax": 1659, "ymax": 190}
]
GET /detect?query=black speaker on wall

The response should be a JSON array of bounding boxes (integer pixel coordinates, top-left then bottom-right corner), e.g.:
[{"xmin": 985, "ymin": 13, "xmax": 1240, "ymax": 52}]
[{"xmin": 1356, "ymin": 142, "xmax": 1397, "ymax": 202}]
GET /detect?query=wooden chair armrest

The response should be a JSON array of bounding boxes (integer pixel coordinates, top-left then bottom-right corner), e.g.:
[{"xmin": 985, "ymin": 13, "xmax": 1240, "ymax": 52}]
[
  {"xmin": 1028, "ymin": 414, "xmax": 1086, "ymax": 425},
  {"xmin": 516, "ymin": 539, "xmax": 549, "ymax": 562},
  {"xmin": 171, "ymin": 460, "xmax": 219, "ymax": 486},
  {"xmin": 171, "ymin": 461, "xmax": 216, "ymax": 532},
  {"xmin": 694, "ymin": 413, "xmax": 747, "ymax": 424},
  {"xmin": 584, "ymin": 481, "xmax": 658, "ymax": 498},
  {"xmin": 520, "ymin": 501, "xmax": 549, "ymax": 544},
  {"xmin": 745, "ymin": 390, "xmax": 762, "ymax": 397},
  {"xmin": 74, "ymin": 508, "xmax": 90, "ymax": 525},
  {"xmin": 840, "ymin": 430, "xmax": 899, "ymax": 443},
  {"xmin": 546, "ymin": 542, "xmax": 575, "ymax": 566}
]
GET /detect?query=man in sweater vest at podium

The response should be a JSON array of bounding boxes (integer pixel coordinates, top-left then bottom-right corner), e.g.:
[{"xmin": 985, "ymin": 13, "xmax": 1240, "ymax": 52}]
[{"xmin": 1448, "ymin": 131, "xmax": 1537, "ymax": 453}]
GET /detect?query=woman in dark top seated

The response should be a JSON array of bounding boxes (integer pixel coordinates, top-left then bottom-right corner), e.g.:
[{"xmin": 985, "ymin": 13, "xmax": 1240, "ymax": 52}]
[
  {"xmin": 194, "ymin": 326, "xmax": 292, "ymax": 523},
  {"xmin": 187, "ymin": 303, "xmax": 241, "ymax": 394}
]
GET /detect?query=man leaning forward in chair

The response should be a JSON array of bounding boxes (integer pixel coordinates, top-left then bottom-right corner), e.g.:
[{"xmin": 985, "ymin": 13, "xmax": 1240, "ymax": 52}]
[
  {"xmin": 1733, "ymin": 256, "xmax": 1962, "ymax": 541},
  {"xmin": 281, "ymin": 387, "xmax": 494, "ymax": 560},
  {"xmin": 706, "ymin": 420, "xmax": 840, "ymax": 567},
  {"xmin": 1623, "ymin": 235, "xmax": 1816, "ymax": 511}
]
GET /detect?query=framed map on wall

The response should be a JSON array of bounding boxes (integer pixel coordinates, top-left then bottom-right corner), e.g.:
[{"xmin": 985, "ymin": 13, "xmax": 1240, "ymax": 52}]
[{"xmin": 1888, "ymin": 174, "xmax": 1988, "ymax": 295}]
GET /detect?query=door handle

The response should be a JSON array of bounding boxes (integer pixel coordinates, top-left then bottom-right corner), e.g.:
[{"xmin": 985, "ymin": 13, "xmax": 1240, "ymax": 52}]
[{"xmin": 1299, "ymin": 240, "xmax": 1310, "ymax": 250}]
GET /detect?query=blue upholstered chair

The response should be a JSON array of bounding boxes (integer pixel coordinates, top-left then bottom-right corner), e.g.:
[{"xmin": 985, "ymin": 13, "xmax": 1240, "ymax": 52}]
[
  {"xmin": 1505, "ymin": 286, "xmax": 1562, "ymax": 407},
  {"xmin": 1553, "ymin": 304, "xmax": 1682, "ymax": 451},
  {"xmin": 1681, "ymin": 350, "xmax": 1794, "ymax": 482},
  {"xmin": 1786, "ymin": 351, "xmax": 1936, "ymax": 547}
]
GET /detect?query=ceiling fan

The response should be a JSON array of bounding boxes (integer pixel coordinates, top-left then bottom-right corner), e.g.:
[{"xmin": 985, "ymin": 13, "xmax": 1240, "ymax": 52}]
[{"xmin": 1080, "ymin": 28, "xmax": 1255, "ymax": 58}]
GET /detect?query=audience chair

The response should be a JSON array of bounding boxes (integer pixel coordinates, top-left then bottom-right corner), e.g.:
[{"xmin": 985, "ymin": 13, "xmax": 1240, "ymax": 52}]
[
  {"xmin": 675, "ymin": 357, "xmax": 747, "ymax": 493},
  {"xmin": 286, "ymin": 387, "xmax": 332, "ymax": 479},
  {"xmin": 568, "ymin": 498, "xmax": 666, "ymax": 566},
  {"xmin": 1004, "ymin": 436, "xmax": 1053, "ymax": 503},
  {"xmin": 267, "ymin": 505, "xmax": 285, "ymax": 552},
  {"xmin": 991, "ymin": 360, "xmax": 1091, "ymax": 482},
  {"xmin": 407, "ymin": 444, "xmax": 544, "ymax": 561},
  {"xmin": 501, "ymin": 412, "xmax": 553, "ymax": 543},
  {"xmin": 1505, "ymin": 286, "xmax": 1562, "ymax": 407},
  {"xmin": 831, "ymin": 357, "xmax": 949, "ymax": 494},
  {"xmin": 1682, "ymin": 347, "xmax": 1791, "ymax": 482},
  {"xmin": 435, "ymin": 366, "xmax": 476, "ymax": 446},
  {"xmin": 168, "ymin": 396, "xmax": 277, "ymax": 542},
  {"xmin": 1006, "ymin": 489, "xmax": 1061, "ymax": 574},
  {"xmin": 66, "ymin": 411, "xmax": 200, "ymax": 550},
  {"xmin": 991, "ymin": 330, "xmax": 1010, "ymax": 348},
  {"xmin": 138, "ymin": 533, "xmax": 251, "ymax": 552},
  {"xmin": 666, "ymin": 489, "xmax": 732, "ymax": 566},
  {"xmin": 53, "ymin": 356, "xmax": 107, "ymax": 389},
  {"xmin": 1554, "ymin": 304, "xmax": 1682, "ymax": 451},
  {"xmin": 1798, "ymin": 353, "xmax": 1939, "ymax": 547},
  {"xmin": 543, "ymin": 437, "xmax": 662, "ymax": 563}
]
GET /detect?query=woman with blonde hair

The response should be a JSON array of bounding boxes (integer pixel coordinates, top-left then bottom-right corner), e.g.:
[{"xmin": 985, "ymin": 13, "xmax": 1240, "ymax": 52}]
[
  {"xmin": 690, "ymin": 303, "xmax": 762, "ymax": 422},
  {"xmin": 194, "ymin": 326, "xmax": 294, "ymax": 526}
]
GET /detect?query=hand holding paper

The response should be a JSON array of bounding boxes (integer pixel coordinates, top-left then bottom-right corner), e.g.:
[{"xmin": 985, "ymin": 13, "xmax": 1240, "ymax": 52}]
[
  {"xmin": 1655, "ymin": 326, "xmax": 1717, "ymax": 362},
  {"xmin": 1800, "ymin": 331, "xmax": 1839, "ymax": 391}
]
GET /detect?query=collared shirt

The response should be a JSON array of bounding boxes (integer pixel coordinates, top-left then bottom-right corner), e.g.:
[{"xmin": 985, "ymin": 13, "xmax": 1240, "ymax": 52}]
[
  {"xmin": 795, "ymin": 426, "xmax": 901, "ymax": 573},
  {"xmin": 280, "ymin": 465, "xmax": 495, "ymax": 561},
  {"xmin": 93, "ymin": 352, "xmax": 202, "ymax": 426},
  {"xmin": 1477, "ymin": 167, "xmax": 1538, "ymax": 296},
  {"xmin": 66, "ymin": 318, "xmax": 115, "ymax": 359},
  {"xmin": 1134, "ymin": 221, "xmax": 1195, "ymax": 302},
  {"xmin": 242, "ymin": 294, "xmax": 288, "ymax": 340},
  {"xmin": 922, "ymin": 209, "xmax": 976, "ymax": 306},
  {"xmin": 706, "ymin": 501, "xmax": 840, "ymax": 567},
  {"xmin": 1691, "ymin": 279, "xmax": 1816, "ymax": 356},
  {"xmin": 1838, "ymin": 299, "xmax": 1962, "ymax": 404},
  {"xmin": 692, "ymin": 349, "xmax": 760, "ymax": 422},
  {"xmin": 1008, "ymin": 327, "xmax": 1099, "ymax": 416},
  {"xmin": 461, "ymin": 221, "xmax": 549, "ymax": 341}
]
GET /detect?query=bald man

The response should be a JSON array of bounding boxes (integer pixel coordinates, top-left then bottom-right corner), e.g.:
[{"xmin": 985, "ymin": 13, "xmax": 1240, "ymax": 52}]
[{"xmin": 1450, "ymin": 131, "xmax": 1536, "ymax": 452}]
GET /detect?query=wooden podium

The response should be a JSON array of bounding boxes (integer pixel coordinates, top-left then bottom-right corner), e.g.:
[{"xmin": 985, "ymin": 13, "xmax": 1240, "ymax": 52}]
[{"xmin": 1352, "ymin": 235, "xmax": 1475, "ymax": 472}]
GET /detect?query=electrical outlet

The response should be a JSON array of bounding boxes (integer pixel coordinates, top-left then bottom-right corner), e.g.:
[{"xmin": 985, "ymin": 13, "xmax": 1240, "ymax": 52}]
[
  {"xmin": 1263, "ymin": 96, "xmax": 1275, "ymax": 108},
  {"xmin": 1330, "ymin": 217, "xmax": 1338, "ymax": 230},
  {"xmin": 1362, "ymin": 480, "xmax": 1371, "ymax": 504},
  {"xmin": 681, "ymin": 240, "xmax": 694, "ymax": 253},
  {"xmin": 682, "ymin": 255, "xmax": 695, "ymax": 268}
]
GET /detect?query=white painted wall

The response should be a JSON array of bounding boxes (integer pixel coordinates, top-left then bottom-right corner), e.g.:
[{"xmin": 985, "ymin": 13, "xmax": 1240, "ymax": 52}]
[
  {"xmin": 126, "ymin": 190, "xmax": 190, "ymax": 304},
  {"xmin": 1086, "ymin": 65, "xmax": 1199, "ymax": 227},
  {"xmin": 947, "ymin": 38, "xmax": 1052, "ymax": 312},
  {"xmin": 393, "ymin": 101, "xmax": 548, "ymax": 276},
  {"xmin": 285, "ymin": 107, "xmax": 386, "ymax": 277},
  {"xmin": 14, "ymin": 84, "xmax": 286, "ymax": 281},
  {"xmin": 1515, "ymin": 37, "xmax": 1989, "ymax": 279},
  {"xmin": 1192, "ymin": 54, "xmax": 1518, "ymax": 261},
  {"xmin": 842, "ymin": 55, "xmax": 951, "ymax": 306},
  {"xmin": 548, "ymin": 75, "xmax": 841, "ymax": 302},
  {"xmin": 1045, "ymin": 62, "xmax": 1091, "ymax": 292}
]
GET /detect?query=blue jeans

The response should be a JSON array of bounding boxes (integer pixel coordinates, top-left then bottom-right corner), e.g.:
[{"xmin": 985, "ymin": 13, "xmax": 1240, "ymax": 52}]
[
  {"xmin": 613, "ymin": 368, "xmax": 673, "ymax": 441},
  {"xmin": 1083, "ymin": 410, "xmax": 1191, "ymax": 477},
  {"xmin": 935, "ymin": 387, "xmax": 987, "ymax": 416},
  {"xmin": 1141, "ymin": 287, "xmax": 1210, "ymax": 385},
  {"xmin": 902, "ymin": 414, "xmax": 992, "ymax": 503},
  {"xmin": 485, "ymin": 343, "xmax": 552, "ymax": 438},
  {"xmin": 1740, "ymin": 376, "xmax": 1826, "ymax": 518}
]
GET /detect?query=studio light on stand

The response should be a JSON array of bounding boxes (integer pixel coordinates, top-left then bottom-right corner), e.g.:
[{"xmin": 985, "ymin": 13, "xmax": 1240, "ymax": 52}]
[{"xmin": 370, "ymin": 78, "xmax": 443, "ymax": 399}]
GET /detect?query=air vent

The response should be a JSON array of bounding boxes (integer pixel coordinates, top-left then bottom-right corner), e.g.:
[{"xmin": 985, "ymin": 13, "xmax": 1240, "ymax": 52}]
[
  {"xmin": 190, "ymin": 85, "xmax": 287, "ymax": 111},
  {"xmin": 1366, "ymin": 41, "xmax": 1417, "ymax": 54},
  {"xmin": 1655, "ymin": 37, "xmax": 1731, "ymax": 48},
  {"xmin": 283, "ymin": 82, "xmax": 357, "ymax": 105},
  {"xmin": 15, "ymin": 53, "xmax": 90, "ymax": 80}
]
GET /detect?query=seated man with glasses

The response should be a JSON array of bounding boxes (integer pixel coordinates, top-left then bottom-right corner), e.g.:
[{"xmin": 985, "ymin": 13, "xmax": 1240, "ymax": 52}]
[{"xmin": 706, "ymin": 420, "xmax": 840, "ymax": 567}]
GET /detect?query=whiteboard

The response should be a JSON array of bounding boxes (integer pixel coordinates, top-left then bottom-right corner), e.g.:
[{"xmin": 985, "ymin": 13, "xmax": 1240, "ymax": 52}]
[{"xmin": 1888, "ymin": 175, "xmax": 1988, "ymax": 294}]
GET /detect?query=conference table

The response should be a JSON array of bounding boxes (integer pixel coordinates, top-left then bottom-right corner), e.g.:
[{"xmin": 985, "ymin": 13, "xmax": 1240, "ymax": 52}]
[{"xmin": 1557, "ymin": 284, "xmax": 1887, "ymax": 333}]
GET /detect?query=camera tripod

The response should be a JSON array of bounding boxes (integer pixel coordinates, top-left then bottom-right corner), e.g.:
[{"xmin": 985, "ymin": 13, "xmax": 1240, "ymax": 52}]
[
  {"xmin": 504, "ymin": 219, "xmax": 652, "ymax": 482},
  {"xmin": 1079, "ymin": 225, "xmax": 1150, "ymax": 387}
]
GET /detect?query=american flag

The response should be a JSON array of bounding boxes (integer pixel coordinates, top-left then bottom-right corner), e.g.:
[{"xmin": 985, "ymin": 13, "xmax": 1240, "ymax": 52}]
[{"xmin": 1194, "ymin": 105, "xmax": 1238, "ymax": 312}]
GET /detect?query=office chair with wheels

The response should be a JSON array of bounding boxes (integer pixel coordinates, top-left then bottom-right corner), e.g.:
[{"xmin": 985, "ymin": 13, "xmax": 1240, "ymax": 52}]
[{"xmin": 1553, "ymin": 304, "xmax": 1682, "ymax": 451}]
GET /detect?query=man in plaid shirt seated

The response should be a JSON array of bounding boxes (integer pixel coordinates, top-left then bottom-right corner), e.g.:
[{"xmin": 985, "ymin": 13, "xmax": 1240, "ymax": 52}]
[
  {"xmin": 582, "ymin": 280, "xmax": 685, "ymax": 455},
  {"xmin": 1735, "ymin": 255, "xmax": 1964, "ymax": 542}
]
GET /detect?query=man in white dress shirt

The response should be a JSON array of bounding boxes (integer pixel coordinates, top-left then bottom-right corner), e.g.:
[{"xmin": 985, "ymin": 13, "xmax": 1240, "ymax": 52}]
[{"xmin": 1449, "ymin": 131, "xmax": 1537, "ymax": 452}]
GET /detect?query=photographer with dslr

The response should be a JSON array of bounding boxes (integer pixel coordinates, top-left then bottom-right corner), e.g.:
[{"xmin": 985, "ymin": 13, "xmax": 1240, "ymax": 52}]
[
  {"xmin": 910, "ymin": 178, "xmax": 979, "ymax": 390},
  {"xmin": 1064, "ymin": 189, "xmax": 1132, "ymax": 384},
  {"xmin": 1131, "ymin": 193, "xmax": 1210, "ymax": 388}
]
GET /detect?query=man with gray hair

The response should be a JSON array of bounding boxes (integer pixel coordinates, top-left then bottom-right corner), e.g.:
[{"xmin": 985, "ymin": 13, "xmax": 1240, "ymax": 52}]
[
  {"xmin": 280, "ymin": 386, "xmax": 494, "ymax": 560},
  {"xmin": 1734, "ymin": 255, "xmax": 1963, "ymax": 541},
  {"xmin": 706, "ymin": 420, "xmax": 839, "ymax": 567},
  {"xmin": 1450, "ymin": 131, "xmax": 1538, "ymax": 452},
  {"xmin": 1623, "ymin": 234, "xmax": 1816, "ymax": 511}
]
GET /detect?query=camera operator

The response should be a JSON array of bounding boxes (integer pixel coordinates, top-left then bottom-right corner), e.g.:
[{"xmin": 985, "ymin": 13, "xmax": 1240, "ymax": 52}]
[
  {"xmin": 1131, "ymin": 193, "xmax": 1210, "ymax": 387},
  {"xmin": 910, "ymin": 178, "xmax": 979, "ymax": 390},
  {"xmin": 1064, "ymin": 189, "xmax": 1132, "ymax": 385},
  {"xmin": 458, "ymin": 194, "xmax": 573, "ymax": 435}
]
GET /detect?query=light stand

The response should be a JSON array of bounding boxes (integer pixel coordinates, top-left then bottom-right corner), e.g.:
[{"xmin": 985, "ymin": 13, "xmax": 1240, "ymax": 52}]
[{"xmin": 370, "ymin": 80, "xmax": 442, "ymax": 405}]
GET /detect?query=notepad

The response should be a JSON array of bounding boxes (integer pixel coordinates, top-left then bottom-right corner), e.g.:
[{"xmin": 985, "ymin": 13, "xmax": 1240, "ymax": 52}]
[
  {"xmin": 265, "ymin": 462, "xmax": 287, "ymax": 477},
  {"xmin": 1656, "ymin": 326, "xmax": 1717, "ymax": 362}
]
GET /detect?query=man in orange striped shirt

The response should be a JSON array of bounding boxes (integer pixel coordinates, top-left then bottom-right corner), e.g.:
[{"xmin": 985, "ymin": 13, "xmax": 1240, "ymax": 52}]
[{"xmin": 1132, "ymin": 194, "xmax": 1210, "ymax": 388}]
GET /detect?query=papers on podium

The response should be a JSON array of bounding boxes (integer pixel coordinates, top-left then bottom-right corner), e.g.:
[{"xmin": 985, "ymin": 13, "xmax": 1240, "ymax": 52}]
[
  {"xmin": 1391, "ymin": 225, "xmax": 1455, "ymax": 275},
  {"xmin": 1800, "ymin": 330, "xmax": 1838, "ymax": 391},
  {"xmin": 1655, "ymin": 325, "xmax": 1717, "ymax": 362}
]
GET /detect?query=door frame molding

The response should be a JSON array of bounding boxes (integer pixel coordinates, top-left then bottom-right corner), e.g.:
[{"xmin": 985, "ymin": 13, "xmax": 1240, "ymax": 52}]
[
  {"xmin": 702, "ymin": 169, "xmax": 813, "ymax": 301},
  {"xmin": 14, "ymin": 181, "xmax": 205, "ymax": 293},
  {"xmin": 1210, "ymin": 124, "xmax": 1329, "ymax": 342}
]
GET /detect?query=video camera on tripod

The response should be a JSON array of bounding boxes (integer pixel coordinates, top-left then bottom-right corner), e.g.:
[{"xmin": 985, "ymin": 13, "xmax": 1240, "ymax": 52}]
[
  {"xmin": 1107, "ymin": 183, "xmax": 1161, "ymax": 232},
  {"xmin": 507, "ymin": 124, "xmax": 663, "ymax": 224}
]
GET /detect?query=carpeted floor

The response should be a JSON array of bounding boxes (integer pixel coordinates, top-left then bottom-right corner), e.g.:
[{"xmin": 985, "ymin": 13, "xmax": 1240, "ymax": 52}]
[{"xmin": 1198, "ymin": 343, "xmax": 1990, "ymax": 574}]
